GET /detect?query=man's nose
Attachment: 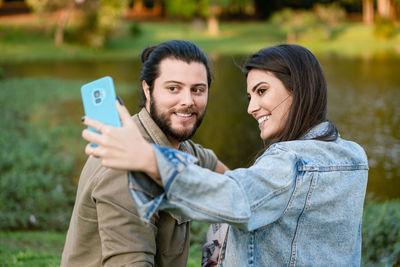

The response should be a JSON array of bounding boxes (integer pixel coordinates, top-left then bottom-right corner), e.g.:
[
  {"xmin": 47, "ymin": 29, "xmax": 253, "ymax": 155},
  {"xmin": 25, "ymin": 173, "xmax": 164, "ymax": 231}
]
[{"xmin": 180, "ymin": 89, "xmax": 194, "ymax": 106}]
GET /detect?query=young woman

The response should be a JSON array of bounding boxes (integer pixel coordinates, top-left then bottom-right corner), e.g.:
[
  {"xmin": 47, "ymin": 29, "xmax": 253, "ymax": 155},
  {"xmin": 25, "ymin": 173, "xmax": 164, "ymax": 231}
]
[{"xmin": 82, "ymin": 44, "xmax": 368, "ymax": 266}]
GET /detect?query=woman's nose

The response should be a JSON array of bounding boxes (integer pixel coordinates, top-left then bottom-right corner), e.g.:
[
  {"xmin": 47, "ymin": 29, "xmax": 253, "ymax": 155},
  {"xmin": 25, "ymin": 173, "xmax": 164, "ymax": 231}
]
[{"xmin": 247, "ymin": 98, "xmax": 259, "ymax": 115}]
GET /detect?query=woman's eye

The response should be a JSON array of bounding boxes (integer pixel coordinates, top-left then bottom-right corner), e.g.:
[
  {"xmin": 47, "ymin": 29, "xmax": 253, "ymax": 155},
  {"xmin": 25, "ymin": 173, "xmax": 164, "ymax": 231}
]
[{"xmin": 257, "ymin": 88, "xmax": 267, "ymax": 95}]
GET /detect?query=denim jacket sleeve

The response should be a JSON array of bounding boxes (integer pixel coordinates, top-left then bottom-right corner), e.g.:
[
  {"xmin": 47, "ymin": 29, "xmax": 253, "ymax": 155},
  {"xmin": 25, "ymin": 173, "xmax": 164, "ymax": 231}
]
[{"xmin": 129, "ymin": 144, "xmax": 299, "ymax": 231}]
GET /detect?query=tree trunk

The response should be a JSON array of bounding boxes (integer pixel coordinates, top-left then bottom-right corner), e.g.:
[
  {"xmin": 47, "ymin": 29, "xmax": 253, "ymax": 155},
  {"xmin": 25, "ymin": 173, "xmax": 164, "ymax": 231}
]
[
  {"xmin": 207, "ymin": 4, "xmax": 220, "ymax": 36},
  {"xmin": 207, "ymin": 16, "xmax": 219, "ymax": 36},
  {"xmin": 286, "ymin": 31, "xmax": 296, "ymax": 43},
  {"xmin": 377, "ymin": 0, "xmax": 392, "ymax": 19},
  {"xmin": 390, "ymin": 1, "xmax": 398, "ymax": 21},
  {"xmin": 55, "ymin": 1, "xmax": 75, "ymax": 46},
  {"xmin": 363, "ymin": 0, "xmax": 374, "ymax": 24}
]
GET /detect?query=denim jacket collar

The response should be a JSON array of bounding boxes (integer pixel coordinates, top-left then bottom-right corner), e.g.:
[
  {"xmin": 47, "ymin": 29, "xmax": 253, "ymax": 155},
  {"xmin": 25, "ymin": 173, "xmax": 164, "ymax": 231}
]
[{"xmin": 300, "ymin": 121, "xmax": 337, "ymax": 141}]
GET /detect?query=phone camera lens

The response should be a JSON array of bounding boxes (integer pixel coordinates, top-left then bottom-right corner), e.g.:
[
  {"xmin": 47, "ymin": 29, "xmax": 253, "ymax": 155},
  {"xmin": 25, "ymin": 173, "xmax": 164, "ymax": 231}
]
[
  {"xmin": 94, "ymin": 90, "xmax": 100, "ymax": 97},
  {"xmin": 95, "ymin": 98, "xmax": 102, "ymax": 104}
]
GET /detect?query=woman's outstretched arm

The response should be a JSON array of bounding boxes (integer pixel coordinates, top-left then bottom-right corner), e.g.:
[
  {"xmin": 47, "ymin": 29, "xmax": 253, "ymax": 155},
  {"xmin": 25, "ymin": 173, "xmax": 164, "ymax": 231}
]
[{"xmin": 81, "ymin": 100, "xmax": 297, "ymax": 231}]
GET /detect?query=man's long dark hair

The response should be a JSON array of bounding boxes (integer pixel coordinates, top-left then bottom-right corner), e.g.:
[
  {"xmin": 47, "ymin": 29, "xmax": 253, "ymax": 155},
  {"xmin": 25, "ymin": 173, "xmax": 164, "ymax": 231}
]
[{"xmin": 244, "ymin": 44, "xmax": 338, "ymax": 149}]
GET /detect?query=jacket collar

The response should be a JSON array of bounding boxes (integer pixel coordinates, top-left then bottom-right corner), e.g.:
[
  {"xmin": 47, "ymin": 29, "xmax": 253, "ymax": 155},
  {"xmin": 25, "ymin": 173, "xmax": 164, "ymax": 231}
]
[
  {"xmin": 137, "ymin": 108, "xmax": 173, "ymax": 147},
  {"xmin": 300, "ymin": 121, "xmax": 336, "ymax": 140}
]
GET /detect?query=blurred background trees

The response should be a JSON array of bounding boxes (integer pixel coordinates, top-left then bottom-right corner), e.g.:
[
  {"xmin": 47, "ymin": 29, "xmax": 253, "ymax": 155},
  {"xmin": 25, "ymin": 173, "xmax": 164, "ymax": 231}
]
[
  {"xmin": 19, "ymin": 0, "xmax": 400, "ymax": 48},
  {"xmin": 26, "ymin": 0, "xmax": 129, "ymax": 47}
]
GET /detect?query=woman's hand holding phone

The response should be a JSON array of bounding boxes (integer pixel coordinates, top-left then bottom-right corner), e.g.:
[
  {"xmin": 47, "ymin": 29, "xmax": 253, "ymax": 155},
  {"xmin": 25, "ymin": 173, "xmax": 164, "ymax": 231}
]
[{"xmin": 82, "ymin": 100, "xmax": 160, "ymax": 182}]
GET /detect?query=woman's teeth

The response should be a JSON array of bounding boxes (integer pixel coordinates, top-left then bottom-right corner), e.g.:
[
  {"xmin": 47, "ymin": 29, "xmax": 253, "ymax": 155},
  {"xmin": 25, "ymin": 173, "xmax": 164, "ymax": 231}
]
[{"xmin": 258, "ymin": 116, "xmax": 270, "ymax": 124}]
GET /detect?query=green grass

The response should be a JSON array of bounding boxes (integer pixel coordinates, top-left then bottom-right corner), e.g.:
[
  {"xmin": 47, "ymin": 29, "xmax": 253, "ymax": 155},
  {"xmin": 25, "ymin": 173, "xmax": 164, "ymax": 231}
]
[
  {"xmin": 0, "ymin": 20, "xmax": 399, "ymax": 63},
  {"xmin": 0, "ymin": 231, "xmax": 204, "ymax": 267},
  {"xmin": 0, "ymin": 231, "xmax": 65, "ymax": 266},
  {"xmin": 1, "ymin": 200, "xmax": 399, "ymax": 266},
  {"xmin": 299, "ymin": 23, "xmax": 400, "ymax": 57}
]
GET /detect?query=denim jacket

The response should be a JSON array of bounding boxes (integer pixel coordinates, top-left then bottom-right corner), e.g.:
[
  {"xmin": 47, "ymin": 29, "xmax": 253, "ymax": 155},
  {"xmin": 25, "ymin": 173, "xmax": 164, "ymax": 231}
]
[{"xmin": 129, "ymin": 122, "xmax": 368, "ymax": 266}]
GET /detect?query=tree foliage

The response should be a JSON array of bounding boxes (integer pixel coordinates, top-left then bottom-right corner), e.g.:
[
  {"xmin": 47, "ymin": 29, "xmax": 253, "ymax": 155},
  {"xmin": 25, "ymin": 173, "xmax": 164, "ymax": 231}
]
[
  {"xmin": 164, "ymin": 0, "xmax": 201, "ymax": 19},
  {"xmin": 163, "ymin": 0, "xmax": 253, "ymax": 19},
  {"xmin": 74, "ymin": 0, "xmax": 129, "ymax": 48},
  {"xmin": 26, "ymin": 0, "xmax": 129, "ymax": 48}
]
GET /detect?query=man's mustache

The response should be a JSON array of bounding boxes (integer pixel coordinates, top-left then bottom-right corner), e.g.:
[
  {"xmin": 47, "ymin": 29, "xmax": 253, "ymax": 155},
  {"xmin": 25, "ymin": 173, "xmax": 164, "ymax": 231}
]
[{"xmin": 171, "ymin": 107, "xmax": 199, "ymax": 115}]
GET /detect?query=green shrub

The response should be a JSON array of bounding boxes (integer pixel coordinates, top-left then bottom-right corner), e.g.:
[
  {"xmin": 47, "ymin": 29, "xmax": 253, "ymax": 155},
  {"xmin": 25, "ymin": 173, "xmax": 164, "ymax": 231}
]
[
  {"xmin": 0, "ymin": 78, "xmax": 135, "ymax": 230},
  {"xmin": 314, "ymin": 3, "xmax": 346, "ymax": 27},
  {"xmin": 129, "ymin": 22, "xmax": 142, "ymax": 37},
  {"xmin": 270, "ymin": 8, "xmax": 321, "ymax": 42},
  {"xmin": 362, "ymin": 200, "xmax": 400, "ymax": 265},
  {"xmin": 0, "ymin": 117, "xmax": 75, "ymax": 230},
  {"xmin": 0, "ymin": 78, "xmax": 82, "ymax": 230},
  {"xmin": 374, "ymin": 16, "xmax": 397, "ymax": 39},
  {"xmin": 269, "ymin": 4, "xmax": 347, "ymax": 42}
]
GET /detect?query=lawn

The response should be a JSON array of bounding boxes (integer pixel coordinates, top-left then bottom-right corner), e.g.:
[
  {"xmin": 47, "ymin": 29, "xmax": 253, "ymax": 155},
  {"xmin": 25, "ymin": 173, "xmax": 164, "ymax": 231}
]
[
  {"xmin": 0, "ymin": 231, "xmax": 64, "ymax": 266},
  {"xmin": 0, "ymin": 230, "xmax": 204, "ymax": 266},
  {"xmin": 1, "ymin": 200, "xmax": 400, "ymax": 266}
]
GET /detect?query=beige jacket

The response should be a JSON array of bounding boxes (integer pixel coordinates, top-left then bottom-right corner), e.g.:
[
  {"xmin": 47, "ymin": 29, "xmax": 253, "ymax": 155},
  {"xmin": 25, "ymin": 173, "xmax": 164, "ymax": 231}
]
[{"xmin": 61, "ymin": 108, "xmax": 218, "ymax": 267}]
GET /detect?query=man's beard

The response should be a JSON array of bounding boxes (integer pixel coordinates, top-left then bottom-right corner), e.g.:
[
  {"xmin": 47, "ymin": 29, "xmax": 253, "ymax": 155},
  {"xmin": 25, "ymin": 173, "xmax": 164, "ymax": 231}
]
[{"xmin": 150, "ymin": 98, "xmax": 206, "ymax": 142}]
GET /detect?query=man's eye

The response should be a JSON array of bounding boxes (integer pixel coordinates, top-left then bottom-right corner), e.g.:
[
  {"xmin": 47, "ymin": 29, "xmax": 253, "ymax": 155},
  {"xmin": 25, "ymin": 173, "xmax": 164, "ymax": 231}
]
[
  {"xmin": 192, "ymin": 88, "xmax": 205, "ymax": 94},
  {"xmin": 168, "ymin": 86, "xmax": 178, "ymax": 92}
]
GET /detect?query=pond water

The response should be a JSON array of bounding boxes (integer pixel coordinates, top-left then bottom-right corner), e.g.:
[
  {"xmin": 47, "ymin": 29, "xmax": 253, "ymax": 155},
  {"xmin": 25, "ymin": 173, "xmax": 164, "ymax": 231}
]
[{"xmin": 2, "ymin": 55, "xmax": 399, "ymax": 201}]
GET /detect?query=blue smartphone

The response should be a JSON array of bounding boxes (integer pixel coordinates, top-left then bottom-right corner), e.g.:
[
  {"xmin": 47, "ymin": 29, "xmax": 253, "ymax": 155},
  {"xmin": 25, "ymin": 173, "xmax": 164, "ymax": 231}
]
[{"xmin": 81, "ymin": 76, "xmax": 121, "ymax": 146}]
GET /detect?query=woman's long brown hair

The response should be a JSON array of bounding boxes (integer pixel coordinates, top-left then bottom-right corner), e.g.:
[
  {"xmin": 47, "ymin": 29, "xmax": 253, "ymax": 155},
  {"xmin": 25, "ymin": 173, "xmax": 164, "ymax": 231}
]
[{"xmin": 244, "ymin": 44, "xmax": 338, "ymax": 159}]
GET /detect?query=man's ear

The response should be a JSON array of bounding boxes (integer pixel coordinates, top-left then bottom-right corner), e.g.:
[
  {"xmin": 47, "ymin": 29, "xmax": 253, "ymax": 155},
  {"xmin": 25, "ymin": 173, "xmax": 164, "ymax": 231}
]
[{"xmin": 142, "ymin": 80, "xmax": 151, "ymax": 111}]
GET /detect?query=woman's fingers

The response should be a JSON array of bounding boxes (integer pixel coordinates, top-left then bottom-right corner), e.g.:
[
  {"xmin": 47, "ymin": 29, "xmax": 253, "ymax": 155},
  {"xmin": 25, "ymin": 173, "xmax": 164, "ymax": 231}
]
[
  {"xmin": 84, "ymin": 143, "xmax": 129, "ymax": 169},
  {"xmin": 85, "ymin": 143, "xmax": 99, "ymax": 156},
  {"xmin": 82, "ymin": 116, "xmax": 107, "ymax": 133},
  {"xmin": 116, "ymin": 100, "xmax": 134, "ymax": 127},
  {"xmin": 81, "ymin": 98, "xmax": 151, "ymax": 171},
  {"xmin": 82, "ymin": 128, "xmax": 103, "ymax": 145}
]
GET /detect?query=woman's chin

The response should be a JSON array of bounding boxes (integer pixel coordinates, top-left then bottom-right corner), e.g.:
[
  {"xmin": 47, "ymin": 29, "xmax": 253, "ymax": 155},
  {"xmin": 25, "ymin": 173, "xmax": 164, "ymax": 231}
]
[{"xmin": 260, "ymin": 130, "xmax": 270, "ymax": 140}]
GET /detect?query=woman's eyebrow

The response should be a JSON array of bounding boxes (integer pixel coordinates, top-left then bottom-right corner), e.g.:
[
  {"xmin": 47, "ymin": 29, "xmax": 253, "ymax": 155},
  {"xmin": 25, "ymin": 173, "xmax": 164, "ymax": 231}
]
[{"xmin": 252, "ymin": 82, "xmax": 268, "ymax": 92}]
